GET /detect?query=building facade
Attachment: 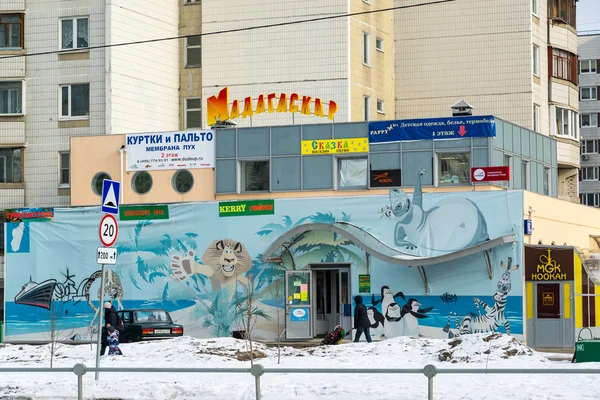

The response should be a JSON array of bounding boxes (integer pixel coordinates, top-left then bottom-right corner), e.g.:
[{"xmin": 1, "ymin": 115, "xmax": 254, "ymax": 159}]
[
  {"xmin": 394, "ymin": 0, "xmax": 580, "ymax": 203},
  {"xmin": 578, "ymin": 32, "xmax": 600, "ymax": 207}
]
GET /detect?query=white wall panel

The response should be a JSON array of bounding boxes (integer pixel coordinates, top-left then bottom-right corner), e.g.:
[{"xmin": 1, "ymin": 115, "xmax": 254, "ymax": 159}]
[
  {"xmin": 0, "ymin": 189, "xmax": 24, "ymax": 208},
  {"xmin": 0, "ymin": 0, "xmax": 24, "ymax": 11},
  {"xmin": 0, "ymin": 121, "xmax": 24, "ymax": 144}
]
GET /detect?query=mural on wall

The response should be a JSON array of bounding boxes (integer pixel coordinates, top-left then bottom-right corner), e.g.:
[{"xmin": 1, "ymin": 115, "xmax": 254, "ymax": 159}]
[{"xmin": 3, "ymin": 173, "xmax": 524, "ymax": 342}]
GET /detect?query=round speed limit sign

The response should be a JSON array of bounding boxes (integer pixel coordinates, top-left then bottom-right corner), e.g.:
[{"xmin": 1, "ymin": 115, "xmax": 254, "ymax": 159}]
[{"xmin": 99, "ymin": 214, "xmax": 119, "ymax": 247}]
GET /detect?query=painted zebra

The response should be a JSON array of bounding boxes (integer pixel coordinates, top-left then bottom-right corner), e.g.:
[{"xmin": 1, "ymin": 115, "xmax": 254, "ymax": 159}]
[{"xmin": 443, "ymin": 258, "xmax": 519, "ymax": 338}]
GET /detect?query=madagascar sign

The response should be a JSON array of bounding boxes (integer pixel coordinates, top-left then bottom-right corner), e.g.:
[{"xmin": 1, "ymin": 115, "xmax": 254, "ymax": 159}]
[
  {"xmin": 119, "ymin": 205, "xmax": 169, "ymax": 221},
  {"xmin": 207, "ymin": 87, "xmax": 338, "ymax": 126},
  {"xmin": 219, "ymin": 200, "xmax": 275, "ymax": 217},
  {"xmin": 5, "ymin": 208, "xmax": 54, "ymax": 222},
  {"xmin": 525, "ymin": 246, "xmax": 574, "ymax": 281},
  {"xmin": 301, "ymin": 138, "xmax": 369, "ymax": 155}
]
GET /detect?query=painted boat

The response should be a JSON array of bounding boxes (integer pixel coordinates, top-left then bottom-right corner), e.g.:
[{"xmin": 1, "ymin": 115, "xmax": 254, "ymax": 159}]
[{"xmin": 14, "ymin": 277, "xmax": 57, "ymax": 310}]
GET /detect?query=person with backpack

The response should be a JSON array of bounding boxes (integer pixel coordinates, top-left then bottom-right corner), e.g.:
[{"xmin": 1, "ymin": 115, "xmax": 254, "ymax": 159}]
[
  {"xmin": 353, "ymin": 295, "xmax": 372, "ymax": 343},
  {"xmin": 101, "ymin": 301, "xmax": 124, "ymax": 355}
]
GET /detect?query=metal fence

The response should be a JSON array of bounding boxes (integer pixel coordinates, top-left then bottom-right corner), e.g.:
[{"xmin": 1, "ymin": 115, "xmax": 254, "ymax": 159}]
[{"xmin": 1, "ymin": 364, "xmax": 599, "ymax": 400}]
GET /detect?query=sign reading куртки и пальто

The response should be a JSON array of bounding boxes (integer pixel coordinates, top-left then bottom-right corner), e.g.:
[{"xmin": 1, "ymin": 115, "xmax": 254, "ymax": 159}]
[
  {"xmin": 368, "ymin": 115, "xmax": 496, "ymax": 144},
  {"xmin": 126, "ymin": 130, "xmax": 215, "ymax": 171}
]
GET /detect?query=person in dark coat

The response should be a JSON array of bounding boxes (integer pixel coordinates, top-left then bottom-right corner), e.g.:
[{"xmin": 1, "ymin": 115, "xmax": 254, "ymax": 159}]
[
  {"xmin": 353, "ymin": 295, "xmax": 372, "ymax": 343},
  {"xmin": 101, "ymin": 301, "xmax": 119, "ymax": 355}
]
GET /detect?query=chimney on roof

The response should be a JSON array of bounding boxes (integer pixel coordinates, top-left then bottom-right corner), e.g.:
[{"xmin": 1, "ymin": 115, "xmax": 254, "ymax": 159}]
[{"xmin": 451, "ymin": 100, "xmax": 473, "ymax": 116}]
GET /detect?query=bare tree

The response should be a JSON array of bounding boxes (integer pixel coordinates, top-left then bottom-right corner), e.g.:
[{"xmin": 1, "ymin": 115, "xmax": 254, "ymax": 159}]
[
  {"xmin": 269, "ymin": 274, "xmax": 284, "ymax": 365},
  {"xmin": 44, "ymin": 301, "xmax": 77, "ymax": 368}
]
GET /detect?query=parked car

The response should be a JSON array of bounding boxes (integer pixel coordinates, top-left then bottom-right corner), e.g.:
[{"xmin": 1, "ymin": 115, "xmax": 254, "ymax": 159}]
[{"xmin": 116, "ymin": 309, "xmax": 183, "ymax": 343}]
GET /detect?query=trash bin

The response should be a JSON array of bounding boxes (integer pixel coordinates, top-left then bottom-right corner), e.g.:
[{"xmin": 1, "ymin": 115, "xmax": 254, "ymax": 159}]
[{"xmin": 575, "ymin": 340, "xmax": 600, "ymax": 363}]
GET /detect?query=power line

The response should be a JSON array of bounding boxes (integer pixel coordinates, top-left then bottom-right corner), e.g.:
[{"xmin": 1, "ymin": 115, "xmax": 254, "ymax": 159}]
[{"xmin": 0, "ymin": 0, "xmax": 455, "ymax": 60}]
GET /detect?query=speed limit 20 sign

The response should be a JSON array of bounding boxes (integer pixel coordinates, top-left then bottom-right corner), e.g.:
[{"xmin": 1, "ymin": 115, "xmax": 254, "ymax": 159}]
[{"xmin": 99, "ymin": 214, "xmax": 119, "ymax": 247}]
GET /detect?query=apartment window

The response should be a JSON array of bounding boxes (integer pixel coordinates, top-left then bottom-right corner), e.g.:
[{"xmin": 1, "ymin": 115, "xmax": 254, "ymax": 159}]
[
  {"xmin": 362, "ymin": 32, "xmax": 370, "ymax": 66},
  {"xmin": 60, "ymin": 84, "xmax": 89, "ymax": 119},
  {"xmin": 581, "ymin": 193, "xmax": 600, "ymax": 207},
  {"xmin": 363, "ymin": 96, "xmax": 371, "ymax": 121},
  {"xmin": 582, "ymin": 167, "xmax": 599, "ymax": 181},
  {"xmin": 0, "ymin": 81, "xmax": 23, "ymax": 115},
  {"xmin": 0, "ymin": 14, "xmax": 24, "ymax": 49},
  {"xmin": 0, "ymin": 148, "xmax": 22, "ymax": 183},
  {"xmin": 582, "ymin": 140, "xmax": 598, "ymax": 154},
  {"xmin": 581, "ymin": 87, "xmax": 598, "ymax": 101},
  {"xmin": 522, "ymin": 160, "xmax": 530, "ymax": 190},
  {"xmin": 338, "ymin": 157, "xmax": 367, "ymax": 189},
  {"xmin": 555, "ymin": 107, "xmax": 578, "ymax": 139},
  {"xmin": 551, "ymin": 48, "xmax": 577, "ymax": 84},
  {"xmin": 60, "ymin": 17, "xmax": 89, "ymax": 50},
  {"xmin": 376, "ymin": 99, "xmax": 385, "ymax": 114},
  {"xmin": 549, "ymin": 0, "xmax": 576, "ymax": 28},
  {"xmin": 438, "ymin": 152, "xmax": 470, "ymax": 185},
  {"xmin": 240, "ymin": 160, "xmax": 269, "ymax": 192},
  {"xmin": 185, "ymin": 0, "xmax": 201, "ymax": 3},
  {"xmin": 533, "ymin": 104, "xmax": 540, "ymax": 132},
  {"xmin": 582, "ymin": 114, "xmax": 599, "ymax": 128},
  {"xmin": 131, "ymin": 171, "xmax": 153, "ymax": 195},
  {"xmin": 543, "ymin": 167, "xmax": 550, "ymax": 195},
  {"xmin": 533, "ymin": 45, "xmax": 540, "ymax": 76},
  {"xmin": 185, "ymin": 35, "xmax": 201, "ymax": 68},
  {"xmin": 532, "ymin": 0, "xmax": 538, "ymax": 15},
  {"xmin": 59, "ymin": 152, "xmax": 70, "ymax": 187},
  {"xmin": 580, "ymin": 60, "xmax": 597, "ymax": 74},
  {"xmin": 185, "ymin": 98, "xmax": 202, "ymax": 129},
  {"xmin": 375, "ymin": 37, "xmax": 384, "ymax": 52}
]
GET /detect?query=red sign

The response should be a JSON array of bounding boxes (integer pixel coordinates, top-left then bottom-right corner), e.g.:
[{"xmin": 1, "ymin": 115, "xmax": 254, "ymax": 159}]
[
  {"xmin": 471, "ymin": 166, "xmax": 510, "ymax": 182},
  {"xmin": 99, "ymin": 214, "xmax": 119, "ymax": 247}
]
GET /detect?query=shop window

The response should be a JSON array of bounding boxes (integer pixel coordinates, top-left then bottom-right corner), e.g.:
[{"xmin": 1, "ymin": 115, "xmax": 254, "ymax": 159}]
[
  {"xmin": 185, "ymin": 98, "xmax": 202, "ymax": 129},
  {"xmin": 60, "ymin": 83, "xmax": 90, "ymax": 119},
  {"xmin": 437, "ymin": 152, "xmax": 470, "ymax": 185},
  {"xmin": 0, "ymin": 148, "xmax": 22, "ymax": 183},
  {"xmin": 91, "ymin": 172, "xmax": 111, "ymax": 196},
  {"xmin": 0, "ymin": 14, "xmax": 24, "ymax": 49},
  {"xmin": 131, "ymin": 171, "xmax": 152, "ymax": 195},
  {"xmin": 60, "ymin": 17, "xmax": 89, "ymax": 50},
  {"xmin": 338, "ymin": 157, "xmax": 367, "ymax": 189},
  {"xmin": 582, "ymin": 167, "xmax": 598, "ymax": 181},
  {"xmin": 0, "ymin": 81, "xmax": 23, "ymax": 115},
  {"xmin": 172, "ymin": 169, "xmax": 194, "ymax": 194},
  {"xmin": 580, "ymin": 60, "xmax": 597, "ymax": 74},
  {"xmin": 581, "ymin": 193, "xmax": 600, "ymax": 207},
  {"xmin": 59, "ymin": 151, "xmax": 70, "ymax": 187},
  {"xmin": 581, "ymin": 87, "xmax": 597, "ymax": 101},
  {"xmin": 186, "ymin": 35, "xmax": 201, "ymax": 67},
  {"xmin": 240, "ymin": 160, "xmax": 269, "ymax": 192},
  {"xmin": 582, "ymin": 140, "xmax": 598, "ymax": 154}
]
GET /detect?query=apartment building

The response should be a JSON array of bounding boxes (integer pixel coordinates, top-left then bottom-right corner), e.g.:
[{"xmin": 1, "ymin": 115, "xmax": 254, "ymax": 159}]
[
  {"xmin": 394, "ymin": 0, "xmax": 580, "ymax": 203},
  {"xmin": 579, "ymin": 32, "xmax": 600, "ymax": 207}
]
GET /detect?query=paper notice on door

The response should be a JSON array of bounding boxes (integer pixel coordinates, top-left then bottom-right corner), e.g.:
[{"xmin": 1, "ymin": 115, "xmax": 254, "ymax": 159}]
[
  {"xmin": 301, "ymin": 292, "xmax": 308, "ymax": 301},
  {"xmin": 294, "ymin": 280, "xmax": 301, "ymax": 287},
  {"xmin": 301, "ymin": 284, "xmax": 308, "ymax": 293},
  {"xmin": 293, "ymin": 293, "xmax": 301, "ymax": 299}
]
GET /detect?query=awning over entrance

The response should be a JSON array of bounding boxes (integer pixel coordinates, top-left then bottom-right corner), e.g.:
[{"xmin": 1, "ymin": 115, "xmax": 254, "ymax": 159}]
[{"xmin": 260, "ymin": 221, "xmax": 516, "ymax": 292}]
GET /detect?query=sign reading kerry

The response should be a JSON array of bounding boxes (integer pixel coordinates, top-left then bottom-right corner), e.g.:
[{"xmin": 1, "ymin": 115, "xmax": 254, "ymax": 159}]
[
  {"xmin": 119, "ymin": 205, "xmax": 169, "ymax": 221},
  {"xmin": 525, "ymin": 246, "xmax": 574, "ymax": 281},
  {"xmin": 219, "ymin": 200, "xmax": 275, "ymax": 217}
]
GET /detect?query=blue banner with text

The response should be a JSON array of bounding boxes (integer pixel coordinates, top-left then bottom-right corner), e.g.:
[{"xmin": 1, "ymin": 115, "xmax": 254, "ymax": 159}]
[{"xmin": 368, "ymin": 115, "xmax": 496, "ymax": 143}]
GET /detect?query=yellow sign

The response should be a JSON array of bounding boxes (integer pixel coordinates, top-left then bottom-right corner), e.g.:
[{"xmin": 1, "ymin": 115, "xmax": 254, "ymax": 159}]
[
  {"xmin": 301, "ymin": 138, "xmax": 369, "ymax": 155},
  {"xmin": 543, "ymin": 292, "xmax": 554, "ymax": 306},
  {"xmin": 532, "ymin": 249, "xmax": 567, "ymax": 281},
  {"xmin": 301, "ymin": 292, "xmax": 308, "ymax": 302},
  {"xmin": 293, "ymin": 293, "xmax": 301, "ymax": 299}
]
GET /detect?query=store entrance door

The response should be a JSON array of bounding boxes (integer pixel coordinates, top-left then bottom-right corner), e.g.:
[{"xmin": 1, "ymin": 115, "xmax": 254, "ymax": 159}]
[{"xmin": 312, "ymin": 264, "xmax": 351, "ymax": 337}]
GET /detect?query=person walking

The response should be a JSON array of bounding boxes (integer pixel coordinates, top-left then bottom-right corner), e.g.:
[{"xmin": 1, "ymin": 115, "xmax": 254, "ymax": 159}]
[
  {"xmin": 353, "ymin": 295, "xmax": 372, "ymax": 343},
  {"xmin": 101, "ymin": 301, "xmax": 118, "ymax": 355}
]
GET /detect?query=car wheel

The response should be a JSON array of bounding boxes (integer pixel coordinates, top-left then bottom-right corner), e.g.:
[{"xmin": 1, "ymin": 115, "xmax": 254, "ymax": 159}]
[{"xmin": 124, "ymin": 335, "xmax": 133, "ymax": 343}]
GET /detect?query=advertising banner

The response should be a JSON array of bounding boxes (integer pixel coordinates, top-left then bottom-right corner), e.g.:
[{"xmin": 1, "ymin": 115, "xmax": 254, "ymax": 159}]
[
  {"xmin": 301, "ymin": 138, "xmax": 369, "ymax": 155},
  {"xmin": 219, "ymin": 200, "xmax": 275, "ymax": 217},
  {"xmin": 370, "ymin": 169, "xmax": 401, "ymax": 188},
  {"xmin": 471, "ymin": 166, "xmax": 510, "ymax": 182},
  {"xmin": 126, "ymin": 130, "xmax": 215, "ymax": 171},
  {"xmin": 5, "ymin": 208, "xmax": 54, "ymax": 222},
  {"xmin": 368, "ymin": 115, "xmax": 496, "ymax": 144}
]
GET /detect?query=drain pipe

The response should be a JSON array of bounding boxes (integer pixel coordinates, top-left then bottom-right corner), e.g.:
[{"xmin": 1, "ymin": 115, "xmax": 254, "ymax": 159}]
[{"xmin": 118, "ymin": 145, "xmax": 125, "ymax": 204}]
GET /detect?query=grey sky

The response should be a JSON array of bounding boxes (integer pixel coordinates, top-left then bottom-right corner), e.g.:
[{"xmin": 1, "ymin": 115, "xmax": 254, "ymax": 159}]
[{"xmin": 577, "ymin": 0, "xmax": 600, "ymax": 32}]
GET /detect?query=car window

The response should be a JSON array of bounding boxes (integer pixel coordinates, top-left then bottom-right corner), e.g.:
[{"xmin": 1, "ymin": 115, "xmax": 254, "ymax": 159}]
[
  {"xmin": 121, "ymin": 312, "xmax": 131, "ymax": 323},
  {"xmin": 134, "ymin": 310, "xmax": 171, "ymax": 323}
]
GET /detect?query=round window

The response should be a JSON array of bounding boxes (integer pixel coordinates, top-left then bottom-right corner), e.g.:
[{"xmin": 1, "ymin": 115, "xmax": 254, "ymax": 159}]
[
  {"xmin": 91, "ymin": 172, "xmax": 112, "ymax": 196},
  {"xmin": 131, "ymin": 171, "xmax": 153, "ymax": 195},
  {"xmin": 172, "ymin": 170, "xmax": 194, "ymax": 194}
]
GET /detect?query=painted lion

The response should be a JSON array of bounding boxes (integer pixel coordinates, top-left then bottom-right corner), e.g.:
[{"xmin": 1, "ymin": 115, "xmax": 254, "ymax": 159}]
[{"xmin": 170, "ymin": 239, "xmax": 251, "ymax": 291}]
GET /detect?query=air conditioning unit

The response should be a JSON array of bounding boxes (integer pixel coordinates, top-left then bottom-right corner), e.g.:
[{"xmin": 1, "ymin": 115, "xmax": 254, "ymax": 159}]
[{"xmin": 582, "ymin": 154, "xmax": 590, "ymax": 161}]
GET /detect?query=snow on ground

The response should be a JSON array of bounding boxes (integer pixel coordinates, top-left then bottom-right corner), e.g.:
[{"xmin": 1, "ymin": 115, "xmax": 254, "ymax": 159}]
[{"xmin": 0, "ymin": 333, "xmax": 597, "ymax": 399}]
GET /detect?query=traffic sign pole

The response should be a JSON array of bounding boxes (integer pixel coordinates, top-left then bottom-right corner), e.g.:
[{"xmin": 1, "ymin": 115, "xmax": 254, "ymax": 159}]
[{"xmin": 94, "ymin": 264, "xmax": 106, "ymax": 381}]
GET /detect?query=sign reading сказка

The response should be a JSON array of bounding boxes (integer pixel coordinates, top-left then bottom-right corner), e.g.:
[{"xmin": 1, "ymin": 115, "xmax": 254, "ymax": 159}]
[
  {"xmin": 5, "ymin": 208, "xmax": 54, "ymax": 222},
  {"xmin": 126, "ymin": 130, "xmax": 215, "ymax": 172},
  {"xmin": 219, "ymin": 200, "xmax": 275, "ymax": 217},
  {"xmin": 301, "ymin": 138, "xmax": 369, "ymax": 155}
]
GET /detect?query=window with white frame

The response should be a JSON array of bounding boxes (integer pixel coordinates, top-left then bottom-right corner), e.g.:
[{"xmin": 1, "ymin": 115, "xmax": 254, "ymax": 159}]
[
  {"xmin": 0, "ymin": 147, "xmax": 22, "ymax": 183},
  {"xmin": 376, "ymin": 99, "xmax": 384, "ymax": 114},
  {"xmin": 363, "ymin": 96, "xmax": 371, "ymax": 121},
  {"xmin": 0, "ymin": 81, "xmax": 23, "ymax": 115},
  {"xmin": 582, "ymin": 167, "xmax": 599, "ymax": 181},
  {"xmin": 581, "ymin": 87, "xmax": 598, "ymax": 101},
  {"xmin": 240, "ymin": 160, "xmax": 269, "ymax": 192},
  {"xmin": 60, "ymin": 83, "xmax": 89, "ymax": 118},
  {"xmin": 185, "ymin": 98, "xmax": 201, "ymax": 129},
  {"xmin": 0, "ymin": 14, "xmax": 24, "ymax": 49},
  {"xmin": 375, "ymin": 37, "xmax": 384, "ymax": 52},
  {"xmin": 362, "ymin": 32, "xmax": 370, "ymax": 65},
  {"xmin": 60, "ymin": 17, "xmax": 88, "ymax": 50},
  {"xmin": 580, "ymin": 60, "xmax": 597, "ymax": 74},
  {"xmin": 532, "ymin": 0, "xmax": 538, "ymax": 15},
  {"xmin": 582, "ymin": 140, "xmax": 598, "ymax": 154},
  {"xmin": 185, "ymin": 35, "xmax": 201, "ymax": 67},
  {"xmin": 338, "ymin": 157, "xmax": 367, "ymax": 189},
  {"xmin": 533, "ymin": 103, "xmax": 540, "ymax": 132},
  {"xmin": 581, "ymin": 193, "xmax": 600, "ymax": 207},
  {"xmin": 438, "ymin": 152, "xmax": 470, "ymax": 185},
  {"xmin": 582, "ymin": 114, "xmax": 598, "ymax": 128},
  {"xmin": 533, "ymin": 44, "xmax": 540, "ymax": 76},
  {"xmin": 555, "ymin": 107, "xmax": 578, "ymax": 139},
  {"xmin": 59, "ymin": 151, "xmax": 70, "ymax": 187}
]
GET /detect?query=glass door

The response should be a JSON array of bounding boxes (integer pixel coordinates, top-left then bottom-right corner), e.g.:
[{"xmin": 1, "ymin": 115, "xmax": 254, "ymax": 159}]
[{"xmin": 285, "ymin": 270, "xmax": 312, "ymax": 339}]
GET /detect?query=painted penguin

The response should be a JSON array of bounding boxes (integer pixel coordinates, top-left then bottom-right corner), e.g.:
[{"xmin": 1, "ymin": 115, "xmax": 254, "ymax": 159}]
[
  {"xmin": 400, "ymin": 299, "xmax": 433, "ymax": 337},
  {"xmin": 384, "ymin": 302, "xmax": 404, "ymax": 338},
  {"xmin": 372, "ymin": 286, "xmax": 405, "ymax": 327},
  {"xmin": 367, "ymin": 306, "xmax": 385, "ymax": 338}
]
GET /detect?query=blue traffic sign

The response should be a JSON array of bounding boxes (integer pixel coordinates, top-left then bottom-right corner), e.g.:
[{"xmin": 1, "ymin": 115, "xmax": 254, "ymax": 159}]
[{"xmin": 101, "ymin": 180, "xmax": 120, "ymax": 215}]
